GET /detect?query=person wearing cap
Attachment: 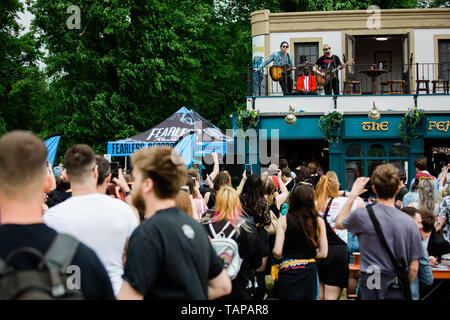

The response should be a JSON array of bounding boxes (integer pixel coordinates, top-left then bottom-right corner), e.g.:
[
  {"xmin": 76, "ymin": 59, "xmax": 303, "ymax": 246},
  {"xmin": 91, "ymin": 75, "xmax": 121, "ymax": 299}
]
[
  {"xmin": 253, "ymin": 41, "xmax": 296, "ymax": 95},
  {"xmin": 313, "ymin": 44, "xmax": 346, "ymax": 95}
]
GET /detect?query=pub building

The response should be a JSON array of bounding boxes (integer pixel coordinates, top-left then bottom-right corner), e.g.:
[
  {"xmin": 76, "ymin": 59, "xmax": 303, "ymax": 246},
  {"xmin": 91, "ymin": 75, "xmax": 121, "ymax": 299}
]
[{"xmin": 240, "ymin": 8, "xmax": 450, "ymax": 188}]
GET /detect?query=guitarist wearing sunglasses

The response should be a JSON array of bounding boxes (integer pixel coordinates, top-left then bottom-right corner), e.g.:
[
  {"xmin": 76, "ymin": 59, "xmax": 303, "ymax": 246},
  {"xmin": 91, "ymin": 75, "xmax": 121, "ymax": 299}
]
[
  {"xmin": 253, "ymin": 41, "xmax": 296, "ymax": 95},
  {"xmin": 313, "ymin": 45, "xmax": 346, "ymax": 95}
]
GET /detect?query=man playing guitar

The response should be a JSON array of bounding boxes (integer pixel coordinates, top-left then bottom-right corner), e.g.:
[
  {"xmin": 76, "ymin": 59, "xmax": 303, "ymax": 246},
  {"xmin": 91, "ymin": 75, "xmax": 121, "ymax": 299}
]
[
  {"xmin": 253, "ymin": 41, "xmax": 296, "ymax": 95},
  {"xmin": 313, "ymin": 44, "xmax": 350, "ymax": 95}
]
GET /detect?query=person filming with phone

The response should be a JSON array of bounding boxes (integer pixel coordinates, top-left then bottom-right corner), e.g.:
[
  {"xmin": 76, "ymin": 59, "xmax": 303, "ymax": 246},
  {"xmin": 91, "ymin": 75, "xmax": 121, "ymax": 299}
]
[{"xmin": 335, "ymin": 164, "xmax": 424, "ymax": 300}]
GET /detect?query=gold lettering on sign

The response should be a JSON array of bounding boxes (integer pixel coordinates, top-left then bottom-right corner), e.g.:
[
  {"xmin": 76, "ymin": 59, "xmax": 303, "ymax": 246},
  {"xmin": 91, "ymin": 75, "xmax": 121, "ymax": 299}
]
[
  {"xmin": 361, "ymin": 121, "xmax": 389, "ymax": 131},
  {"xmin": 362, "ymin": 122, "xmax": 371, "ymax": 131},
  {"xmin": 380, "ymin": 122, "xmax": 388, "ymax": 131},
  {"xmin": 428, "ymin": 121, "xmax": 450, "ymax": 133}
]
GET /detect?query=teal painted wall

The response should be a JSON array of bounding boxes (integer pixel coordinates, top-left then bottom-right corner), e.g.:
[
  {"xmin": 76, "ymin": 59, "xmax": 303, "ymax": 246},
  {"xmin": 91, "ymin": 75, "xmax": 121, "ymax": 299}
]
[{"xmin": 234, "ymin": 113, "xmax": 449, "ymax": 183}]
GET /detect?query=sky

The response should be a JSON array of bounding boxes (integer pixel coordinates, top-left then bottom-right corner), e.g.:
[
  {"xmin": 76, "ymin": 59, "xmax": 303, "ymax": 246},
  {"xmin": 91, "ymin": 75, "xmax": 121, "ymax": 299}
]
[
  {"xmin": 17, "ymin": 0, "xmax": 33, "ymax": 35},
  {"xmin": 16, "ymin": 0, "xmax": 46, "ymax": 70}
]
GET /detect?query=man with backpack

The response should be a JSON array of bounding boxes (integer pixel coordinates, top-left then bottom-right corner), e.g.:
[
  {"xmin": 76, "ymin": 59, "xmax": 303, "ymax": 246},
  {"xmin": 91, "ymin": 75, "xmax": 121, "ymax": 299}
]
[
  {"xmin": 0, "ymin": 131, "xmax": 114, "ymax": 300},
  {"xmin": 335, "ymin": 164, "xmax": 424, "ymax": 300}
]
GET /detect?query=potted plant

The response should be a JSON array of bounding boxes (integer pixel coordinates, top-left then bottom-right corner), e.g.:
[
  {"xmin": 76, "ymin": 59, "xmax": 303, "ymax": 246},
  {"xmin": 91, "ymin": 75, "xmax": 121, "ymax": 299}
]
[
  {"xmin": 318, "ymin": 109, "xmax": 344, "ymax": 145},
  {"xmin": 237, "ymin": 109, "xmax": 260, "ymax": 130},
  {"xmin": 398, "ymin": 107, "xmax": 426, "ymax": 147}
]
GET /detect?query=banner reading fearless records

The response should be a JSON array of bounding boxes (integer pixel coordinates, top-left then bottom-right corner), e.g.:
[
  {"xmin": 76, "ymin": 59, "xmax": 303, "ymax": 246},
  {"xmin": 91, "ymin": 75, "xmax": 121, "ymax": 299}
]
[{"xmin": 107, "ymin": 107, "xmax": 231, "ymax": 156}]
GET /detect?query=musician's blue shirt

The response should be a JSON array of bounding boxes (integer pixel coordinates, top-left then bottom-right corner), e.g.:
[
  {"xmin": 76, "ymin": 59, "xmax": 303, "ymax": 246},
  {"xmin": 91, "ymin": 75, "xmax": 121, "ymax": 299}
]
[{"xmin": 257, "ymin": 50, "xmax": 294, "ymax": 76}]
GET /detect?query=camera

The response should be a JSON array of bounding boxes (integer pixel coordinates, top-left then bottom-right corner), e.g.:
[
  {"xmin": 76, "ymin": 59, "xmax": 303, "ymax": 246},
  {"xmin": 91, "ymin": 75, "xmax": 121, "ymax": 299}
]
[
  {"xmin": 110, "ymin": 162, "xmax": 120, "ymax": 180},
  {"xmin": 360, "ymin": 180, "xmax": 374, "ymax": 201},
  {"xmin": 245, "ymin": 164, "xmax": 252, "ymax": 176}
]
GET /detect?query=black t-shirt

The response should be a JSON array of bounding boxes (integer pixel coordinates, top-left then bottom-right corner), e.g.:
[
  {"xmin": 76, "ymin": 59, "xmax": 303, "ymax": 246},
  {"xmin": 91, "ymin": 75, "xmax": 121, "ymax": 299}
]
[
  {"xmin": 204, "ymin": 219, "xmax": 261, "ymax": 275},
  {"xmin": 315, "ymin": 55, "xmax": 342, "ymax": 76},
  {"xmin": 286, "ymin": 179, "xmax": 296, "ymax": 193},
  {"xmin": 46, "ymin": 190, "xmax": 71, "ymax": 208},
  {"xmin": 395, "ymin": 186, "xmax": 408, "ymax": 202},
  {"xmin": 123, "ymin": 207, "xmax": 224, "ymax": 300},
  {"xmin": 0, "ymin": 224, "xmax": 115, "ymax": 300}
]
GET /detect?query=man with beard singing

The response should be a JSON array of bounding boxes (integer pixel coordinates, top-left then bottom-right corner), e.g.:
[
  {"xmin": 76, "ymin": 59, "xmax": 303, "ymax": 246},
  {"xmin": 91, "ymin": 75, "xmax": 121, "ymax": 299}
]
[{"xmin": 117, "ymin": 147, "xmax": 231, "ymax": 300}]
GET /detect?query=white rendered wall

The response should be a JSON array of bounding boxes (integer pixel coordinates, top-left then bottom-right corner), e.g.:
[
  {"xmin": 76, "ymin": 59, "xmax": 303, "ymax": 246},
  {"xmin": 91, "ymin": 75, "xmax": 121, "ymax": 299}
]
[
  {"xmin": 414, "ymin": 29, "xmax": 450, "ymax": 63},
  {"xmin": 268, "ymin": 31, "xmax": 343, "ymax": 64}
]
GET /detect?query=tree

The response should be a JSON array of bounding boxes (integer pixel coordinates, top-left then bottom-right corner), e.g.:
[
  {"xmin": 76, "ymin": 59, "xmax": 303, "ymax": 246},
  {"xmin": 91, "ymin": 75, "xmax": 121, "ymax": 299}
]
[
  {"xmin": 0, "ymin": 0, "xmax": 47, "ymax": 134},
  {"xmin": 29, "ymin": 0, "xmax": 220, "ymax": 154}
]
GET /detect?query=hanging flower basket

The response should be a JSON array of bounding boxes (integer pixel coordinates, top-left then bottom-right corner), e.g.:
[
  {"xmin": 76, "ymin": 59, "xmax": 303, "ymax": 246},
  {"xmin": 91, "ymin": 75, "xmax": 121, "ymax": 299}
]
[
  {"xmin": 318, "ymin": 109, "xmax": 344, "ymax": 145},
  {"xmin": 398, "ymin": 107, "xmax": 426, "ymax": 147},
  {"xmin": 237, "ymin": 109, "xmax": 260, "ymax": 130}
]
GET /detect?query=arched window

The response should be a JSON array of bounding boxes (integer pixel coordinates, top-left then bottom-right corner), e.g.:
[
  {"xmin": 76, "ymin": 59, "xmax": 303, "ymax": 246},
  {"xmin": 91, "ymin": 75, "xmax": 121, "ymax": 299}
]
[
  {"xmin": 368, "ymin": 144, "xmax": 386, "ymax": 157},
  {"xmin": 346, "ymin": 143, "xmax": 363, "ymax": 157}
]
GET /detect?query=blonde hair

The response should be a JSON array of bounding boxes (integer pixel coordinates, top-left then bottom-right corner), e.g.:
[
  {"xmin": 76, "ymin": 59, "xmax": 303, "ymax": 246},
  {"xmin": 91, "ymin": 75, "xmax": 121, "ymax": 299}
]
[
  {"xmin": 213, "ymin": 186, "xmax": 246, "ymax": 230},
  {"xmin": 437, "ymin": 184, "xmax": 450, "ymax": 203},
  {"xmin": 315, "ymin": 175, "xmax": 339, "ymax": 212},
  {"xmin": 326, "ymin": 171, "xmax": 340, "ymax": 185}
]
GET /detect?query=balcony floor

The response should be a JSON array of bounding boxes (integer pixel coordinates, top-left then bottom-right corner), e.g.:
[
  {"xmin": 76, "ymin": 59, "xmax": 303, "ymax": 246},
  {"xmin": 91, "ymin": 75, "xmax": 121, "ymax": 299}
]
[{"xmin": 247, "ymin": 93, "xmax": 450, "ymax": 115}]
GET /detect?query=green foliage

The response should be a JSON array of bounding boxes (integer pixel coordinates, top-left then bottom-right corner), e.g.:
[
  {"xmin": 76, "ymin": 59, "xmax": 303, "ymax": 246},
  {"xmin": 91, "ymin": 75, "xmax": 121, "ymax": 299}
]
[
  {"xmin": 417, "ymin": 0, "xmax": 450, "ymax": 7},
  {"xmin": 398, "ymin": 107, "xmax": 426, "ymax": 147},
  {"xmin": 237, "ymin": 109, "xmax": 260, "ymax": 129},
  {"xmin": 0, "ymin": 0, "xmax": 48, "ymax": 135},
  {"xmin": 318, "ymin": 109, "xmax": 344, "ymax": 145},
  {"xmin": 2, "ymin": 0, "xmax": 430, "ymax": 159}
]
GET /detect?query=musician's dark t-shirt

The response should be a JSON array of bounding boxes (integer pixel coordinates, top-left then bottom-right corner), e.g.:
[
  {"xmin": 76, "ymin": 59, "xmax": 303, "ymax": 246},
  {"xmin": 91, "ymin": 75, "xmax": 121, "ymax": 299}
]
[{"xmin": 315, "ymin": 55, "xmax": 342, "ymax": 77}]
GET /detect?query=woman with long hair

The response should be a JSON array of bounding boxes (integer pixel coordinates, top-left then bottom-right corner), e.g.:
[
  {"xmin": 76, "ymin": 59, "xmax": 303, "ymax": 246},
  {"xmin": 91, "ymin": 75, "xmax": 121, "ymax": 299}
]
[
  {"xmin": 239, "ymin": 174, "xmax": 271, "ymax": 299},
  {"xmin": 204, "ymin": 186, "xmax": 261, "ymax": 299},
  {"xmin": 186, "ymin": 173, "xmax": 207, "ymax": 220},
  {"xmin": 273, "ymin": 184, "xmax": 328, "ymax": 300},
  {"xmin": 204, "ymin": 171, "xmax": 232, "ymax": 209},
  {"xmin": 409, "ymin": 178, "xmax": 438, "ymax": 213},
  {"xmin": 315, "ymin": 175, "xmax": 364, "ymax": 300},
  {"xmin": 262, "ymin": 169, "xmax": 289, "ymax": 218}
]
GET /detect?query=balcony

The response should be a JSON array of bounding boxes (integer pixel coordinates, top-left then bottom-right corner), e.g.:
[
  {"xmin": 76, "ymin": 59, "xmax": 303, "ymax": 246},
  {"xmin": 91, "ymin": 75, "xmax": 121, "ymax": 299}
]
[{"xmin": 247, "ymin": 63, "xmax": 450, "ymax": 115}]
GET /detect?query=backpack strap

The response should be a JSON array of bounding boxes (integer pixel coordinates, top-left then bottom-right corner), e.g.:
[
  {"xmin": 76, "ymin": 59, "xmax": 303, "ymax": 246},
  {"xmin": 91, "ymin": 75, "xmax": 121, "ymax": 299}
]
[
  {"xmin": 366, "ymin": 205, "xmax": 401, "ymax": 271},
  {"xmin": 322, "ymin": 198, "xmax": 334, "ymax": 221},
  {"xmin": 227, "ymin": 222, "xmax": 244, "ymax": 240},
  {"xmin": 367, "ymin": 204, "xmax": 412, "ymax": 300},
  {"xmin": 37, "ymin": 233, "xmax": 80, "ymax": 298},
  {"xmin": 0, "ymin": 257, "xmax": 7, "ymax": 275},
  {"xmin": 39, "ymin": 233, "xmax": 79, "ymax": 272},
  {"xmin": 209, "ymin": 222, "xmax": 218, "ymax": 238},
  {"xmin": 210, "ymin": 221, "xmax": 242, "ymax": 239}
]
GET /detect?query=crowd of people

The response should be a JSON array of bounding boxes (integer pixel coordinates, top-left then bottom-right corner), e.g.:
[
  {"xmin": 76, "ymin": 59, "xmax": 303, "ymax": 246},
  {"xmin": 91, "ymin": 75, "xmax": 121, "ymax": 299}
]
[{"xmin": 0, "ymin": 130, "xmax": 449, "ymax": 300}]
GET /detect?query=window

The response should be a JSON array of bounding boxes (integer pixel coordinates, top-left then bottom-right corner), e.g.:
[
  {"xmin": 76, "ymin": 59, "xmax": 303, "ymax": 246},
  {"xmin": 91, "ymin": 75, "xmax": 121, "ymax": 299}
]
[
  {"xmin": 344, "ymin": 141, "xmax": 408, "ymax": 190},
  {"xmin": 346, "ymin": 143, "xmax": 363, "ymax": 157},
  {"xmin": 438, "ymin": 40, "xmax": 450, "ymax": 81},
  {"xmin": 294, "ymin": 42, "xmax": 319, "ymax": 81}
]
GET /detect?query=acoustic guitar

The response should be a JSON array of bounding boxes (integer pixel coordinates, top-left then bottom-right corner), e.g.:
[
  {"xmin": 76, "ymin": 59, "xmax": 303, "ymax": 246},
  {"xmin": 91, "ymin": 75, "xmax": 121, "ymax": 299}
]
[
  {"xmin": 316, "ymin": 59, "xmax": 354, "ymax": 87},
  {"xmin": 269, "ymin": 63, "xmax": 307, "ymax": 82}
]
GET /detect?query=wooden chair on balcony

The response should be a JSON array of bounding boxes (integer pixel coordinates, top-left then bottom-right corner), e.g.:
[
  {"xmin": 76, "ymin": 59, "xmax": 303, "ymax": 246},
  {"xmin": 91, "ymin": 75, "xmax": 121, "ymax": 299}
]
[
  {"xmin": 416, "ymin": 80, "xmax": 430, "ymax": 94},
  {"xmin": 343, "ymin": 81, "xmax": 362, "ymax": 95},
  {"xmin": 387, "ymin": 80, "xmax": 405, "ymax": 94},
  {"xmin": 380, "ymin": 82, "xmax": 389, "ymax": 94},
  {"xmin": 431, "ymin": 79, "xmax": 449, "ymax": 94}
]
